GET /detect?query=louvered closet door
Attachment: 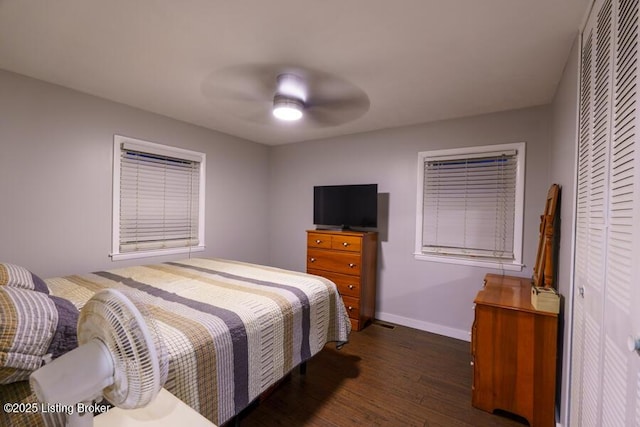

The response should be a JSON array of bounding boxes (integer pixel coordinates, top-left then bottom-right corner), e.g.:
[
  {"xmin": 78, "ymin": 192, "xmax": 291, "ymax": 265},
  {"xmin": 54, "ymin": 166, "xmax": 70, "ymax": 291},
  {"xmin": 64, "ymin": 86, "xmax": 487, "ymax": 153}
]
[
  {"xmin": 572, "ymin": 0, "xmax": 640, "ymax": 425},
  {"xmin": 604, "ymin": 0, "xmax": 640, "ymax": 424},
  {"xmin": 573, "ymin": 1, "xmax": 612, "ymax": 425},
  {"xmin": 571, "ymin": 11, "xmax": 594, "ymax": 425}
]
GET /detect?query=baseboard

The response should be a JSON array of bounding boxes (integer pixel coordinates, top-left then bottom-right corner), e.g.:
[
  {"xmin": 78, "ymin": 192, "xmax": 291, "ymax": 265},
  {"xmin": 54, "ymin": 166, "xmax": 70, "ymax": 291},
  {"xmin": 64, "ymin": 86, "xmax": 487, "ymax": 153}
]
[{"xmin": 376, "ymin": 312, "xmax": 471, "ymax": 342}]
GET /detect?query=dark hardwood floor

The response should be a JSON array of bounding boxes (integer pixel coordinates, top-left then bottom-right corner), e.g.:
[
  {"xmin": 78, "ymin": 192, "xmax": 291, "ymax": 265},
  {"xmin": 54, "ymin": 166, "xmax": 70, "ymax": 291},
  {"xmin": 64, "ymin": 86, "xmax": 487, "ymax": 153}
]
[{"xmin": 238, "ymin": 322, "xmax": 528, "ymax": 427}]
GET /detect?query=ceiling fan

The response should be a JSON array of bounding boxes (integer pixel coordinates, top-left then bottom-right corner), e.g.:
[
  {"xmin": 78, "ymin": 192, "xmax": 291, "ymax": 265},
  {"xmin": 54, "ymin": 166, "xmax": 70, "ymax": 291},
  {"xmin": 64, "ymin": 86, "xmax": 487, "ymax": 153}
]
[{"xmin": 201, "ymin": 64, "xmax": 370, "ymax": 127}]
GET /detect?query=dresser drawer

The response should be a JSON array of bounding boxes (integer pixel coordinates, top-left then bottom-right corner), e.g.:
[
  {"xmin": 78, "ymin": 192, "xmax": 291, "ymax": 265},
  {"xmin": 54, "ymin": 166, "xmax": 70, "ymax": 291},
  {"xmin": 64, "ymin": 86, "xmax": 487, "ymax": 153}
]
[
  {"xmin": 342, "ymin": 295, "xmax": 360, "ymax": 319},
  {"xmin": 307, "ymin": 269, "xmax": 360, "ymax": 298},
  {"xmin": 307, "ymin": 249, "xmax": 361, "ymax": 276},
  {"xmin": 330, "ymin": 235, "xmax": 362, "ymax": 252},
  {"xmin": 307, "ymin": 232, "xmax": 332, "ymax": 249}
]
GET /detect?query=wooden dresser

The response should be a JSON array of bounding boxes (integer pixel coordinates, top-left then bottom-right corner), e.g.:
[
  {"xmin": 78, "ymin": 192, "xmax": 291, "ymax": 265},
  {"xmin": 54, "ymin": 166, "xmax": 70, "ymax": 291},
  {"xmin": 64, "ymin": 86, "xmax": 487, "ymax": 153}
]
[
  {"xmin": 306, "ymin": 229, "xmax": 377, "ymax": 331},
  {"xmin": 471, "ymin": 273, "xmax": 558, "ymax": 427}
]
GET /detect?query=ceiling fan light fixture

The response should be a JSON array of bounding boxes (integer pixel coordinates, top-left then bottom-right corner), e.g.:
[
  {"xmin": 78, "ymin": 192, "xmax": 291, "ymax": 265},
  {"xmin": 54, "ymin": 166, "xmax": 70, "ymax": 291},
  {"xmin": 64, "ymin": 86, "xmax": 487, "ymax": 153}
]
[
  {"xmin": 273, "ymin": 95, "xmax": 303, "ymax": 121},
  {"xmin": 277, "ymin": 73, "xmax": 306, "ymax": 101}
]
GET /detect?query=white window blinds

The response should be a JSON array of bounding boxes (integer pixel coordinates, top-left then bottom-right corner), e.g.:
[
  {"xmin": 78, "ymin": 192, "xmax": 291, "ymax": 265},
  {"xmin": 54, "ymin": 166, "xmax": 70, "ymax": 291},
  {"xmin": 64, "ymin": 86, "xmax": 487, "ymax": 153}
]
[
  {"xmin": 415, "ymin": 143, "xmax": 525, "ymax": 269},
  {"xmin": 112, "ymin": 136, "xmax": 205, "ymax": 259}
]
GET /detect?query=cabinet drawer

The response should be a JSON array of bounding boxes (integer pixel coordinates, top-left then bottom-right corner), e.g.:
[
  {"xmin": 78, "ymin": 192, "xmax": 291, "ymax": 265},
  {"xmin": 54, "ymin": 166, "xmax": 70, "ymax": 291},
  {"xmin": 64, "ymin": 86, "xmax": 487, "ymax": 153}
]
[
  {"xmin": 342, "ymin": 295, "xmax": 360, "ymax": 319},
  {"xmin": 307, "ymin": 249, "xmax": 361, "ymax": 276},
  {"xmin": 330, "ymin": 235, "xmax": 362, "ymax": 252},
  {"xmin": 308, "ymin": 269, "xmax": 360, "ymax": 298},
  {"xmin": 307, "ymin": 232, "xmax": 332, "ymax": 249}
]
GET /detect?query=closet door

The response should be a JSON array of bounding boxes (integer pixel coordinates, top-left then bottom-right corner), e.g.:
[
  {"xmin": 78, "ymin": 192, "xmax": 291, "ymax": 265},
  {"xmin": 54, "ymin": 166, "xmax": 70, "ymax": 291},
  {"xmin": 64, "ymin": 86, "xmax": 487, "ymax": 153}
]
[
  {"xmin": 604, "ymin": 0, "xmax": 640, "ymax": 424},
  {"xmin": 571, "ymin": 7, "xmax": 595, "ymax": 424},
  {"xmin": 573, "ymin": 0, "xmax": 640, "ymax": 425},
  {"xmin": 573, "ymin": 1, "xmax": 612, "ymax": 425}
]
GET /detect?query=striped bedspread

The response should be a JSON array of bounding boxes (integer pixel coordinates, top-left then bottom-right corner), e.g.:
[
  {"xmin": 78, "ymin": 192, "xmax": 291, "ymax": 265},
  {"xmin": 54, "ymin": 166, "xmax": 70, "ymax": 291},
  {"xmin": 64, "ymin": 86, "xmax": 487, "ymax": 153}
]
[{"xmin": 7, "ymin": 258, "xmax": 351, "ymax": 426}]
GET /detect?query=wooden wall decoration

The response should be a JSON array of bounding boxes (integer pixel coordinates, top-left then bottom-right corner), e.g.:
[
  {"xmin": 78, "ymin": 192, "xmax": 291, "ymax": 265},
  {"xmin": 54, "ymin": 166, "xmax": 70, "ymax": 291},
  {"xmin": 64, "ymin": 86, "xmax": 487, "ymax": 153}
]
[{"xmin": 533, "ymin": 184, "xmax": 560, "ymax": 288}]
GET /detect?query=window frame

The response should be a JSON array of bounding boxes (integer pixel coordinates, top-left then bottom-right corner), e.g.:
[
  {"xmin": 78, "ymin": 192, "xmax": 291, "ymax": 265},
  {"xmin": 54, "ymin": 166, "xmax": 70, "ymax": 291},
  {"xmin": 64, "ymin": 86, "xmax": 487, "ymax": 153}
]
[
  {"xmin": 414, "ymin": 142, "xmax": 525, "ymax": 271},
  {"xmin": 111, "ymin": 135, "xmax": 206, "ymax": 261}
]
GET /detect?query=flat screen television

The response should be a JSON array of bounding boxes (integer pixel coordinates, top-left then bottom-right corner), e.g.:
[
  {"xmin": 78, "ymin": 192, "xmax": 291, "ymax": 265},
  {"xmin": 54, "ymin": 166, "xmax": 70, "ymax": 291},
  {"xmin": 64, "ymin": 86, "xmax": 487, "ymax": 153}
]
[{"xmin": 313, "ymin": 184, "xmax": 378, "ymax": 229}]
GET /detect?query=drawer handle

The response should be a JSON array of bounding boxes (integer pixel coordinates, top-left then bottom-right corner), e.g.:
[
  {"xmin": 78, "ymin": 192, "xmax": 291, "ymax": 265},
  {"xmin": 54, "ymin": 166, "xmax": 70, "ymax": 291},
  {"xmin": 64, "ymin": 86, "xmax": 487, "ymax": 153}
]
[
  {"xmin": 347, "ymin": 306, "xmax": 354, "ymax": 311},
  {"xmin": 342, "ymin": 242, "xmax": 349, "ymax": 247},
  {"xmin": 348, "ymin": 285, "xmax": 355, "ymax": 290},
  {"xmin": 348, "ymin": 263, "xmax": 356, "ymax": 268},
  {"xmin": 315, "ymin": 239, "xmax": 322, "ymax": 244},
  {"xmin": 310, "ymin": 258, "xmax": 316, "ymax": 263}
]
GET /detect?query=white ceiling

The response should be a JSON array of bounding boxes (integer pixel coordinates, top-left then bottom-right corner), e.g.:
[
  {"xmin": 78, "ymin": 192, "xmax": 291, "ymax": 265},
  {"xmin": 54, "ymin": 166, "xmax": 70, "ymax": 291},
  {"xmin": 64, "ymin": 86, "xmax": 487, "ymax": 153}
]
[{"xmin": 0, "ymin": 0, "xmax": 591, "ymax": 145}]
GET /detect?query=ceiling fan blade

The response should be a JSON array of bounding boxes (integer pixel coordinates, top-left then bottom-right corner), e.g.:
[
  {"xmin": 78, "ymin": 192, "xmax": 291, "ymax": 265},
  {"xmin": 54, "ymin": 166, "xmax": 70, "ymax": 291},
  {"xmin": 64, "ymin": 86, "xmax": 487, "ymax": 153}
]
[
  {"xmin": 202, "ymin": 83, "xmax": 262, "ymax": 103},
  {"xmin": 201, "ymin": 64, "xmax": 279, "ymax": 102},
  {"xmin": 306, "ymin": 92, "xmax": 370, "ymax": 126},
  {"xmin": 303, "ymin": 108, "xmax": 343, "ymax": 126}
]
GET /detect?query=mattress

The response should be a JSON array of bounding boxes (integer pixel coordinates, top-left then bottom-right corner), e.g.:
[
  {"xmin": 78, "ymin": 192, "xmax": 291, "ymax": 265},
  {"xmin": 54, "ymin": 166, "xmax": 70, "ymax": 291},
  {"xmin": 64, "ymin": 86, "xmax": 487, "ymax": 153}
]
[{"xmin": 1, "ymin": 258, "xmax": 351, "ymax": 426}]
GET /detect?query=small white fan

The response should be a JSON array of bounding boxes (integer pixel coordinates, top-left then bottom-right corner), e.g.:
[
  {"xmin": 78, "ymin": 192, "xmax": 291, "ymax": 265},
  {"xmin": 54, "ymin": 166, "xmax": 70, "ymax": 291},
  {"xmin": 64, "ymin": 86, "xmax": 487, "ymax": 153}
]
[{"xmin": 30, "ymin": 289, "xmax": 168, "ymax": 427}]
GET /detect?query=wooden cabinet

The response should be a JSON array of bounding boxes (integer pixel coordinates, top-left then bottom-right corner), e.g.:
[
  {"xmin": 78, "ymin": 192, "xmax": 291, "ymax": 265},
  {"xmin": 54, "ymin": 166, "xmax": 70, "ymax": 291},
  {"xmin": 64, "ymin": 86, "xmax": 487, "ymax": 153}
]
[
  {"xmin": 471, "ymin": 274, "xmax": 558, "ymax": 427},
  {"xmin": 306, "ymin": 230, "xmax": 377, "ymax": 331}
]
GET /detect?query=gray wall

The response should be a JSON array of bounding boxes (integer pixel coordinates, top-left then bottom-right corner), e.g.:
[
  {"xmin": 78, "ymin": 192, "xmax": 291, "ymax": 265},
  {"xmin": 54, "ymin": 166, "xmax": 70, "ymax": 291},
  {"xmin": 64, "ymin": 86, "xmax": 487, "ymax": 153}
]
[
  {"xmin": 0, "ymin": 64, "xmax": 573, "ymax": 342},
  {"xmin": 0, "ymin": 70, "xmax": 270, "ymax": 278},
  {"xmin": 1, "ymin": 61, "xmax": 580, "ymax": 421},
  {"xmin": 268, "ymin": 106, "xmax": 551, "ymax": 339},
  {"xmin": 549, "ymin": 34, "xmax": 580, "ymax": 426}
]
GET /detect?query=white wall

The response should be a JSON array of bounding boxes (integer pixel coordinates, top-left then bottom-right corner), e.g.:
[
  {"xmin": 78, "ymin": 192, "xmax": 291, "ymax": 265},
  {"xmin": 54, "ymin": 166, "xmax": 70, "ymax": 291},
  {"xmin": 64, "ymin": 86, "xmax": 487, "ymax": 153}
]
[
  {"xmin": 268, "ymin": 106, "xmax": 551, "ymax": 339},
  {"xmin": 549, "ymin": 34, "xmax": 580, "ymax": 426},
  {"xmin": 0, "ymin": 69, "xmax": 270, "ymax": 278}
]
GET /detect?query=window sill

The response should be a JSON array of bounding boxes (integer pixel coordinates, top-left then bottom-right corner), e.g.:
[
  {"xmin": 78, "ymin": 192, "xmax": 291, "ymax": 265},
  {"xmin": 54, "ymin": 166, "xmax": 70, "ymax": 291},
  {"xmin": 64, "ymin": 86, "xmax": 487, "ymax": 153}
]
[
  {"xmin": 413, "ymin": 252, "xmax": 523, "ymax": 271},
  {"xmin": 111, "ymin": 245, "xmax": 205, "ymax": 261}
]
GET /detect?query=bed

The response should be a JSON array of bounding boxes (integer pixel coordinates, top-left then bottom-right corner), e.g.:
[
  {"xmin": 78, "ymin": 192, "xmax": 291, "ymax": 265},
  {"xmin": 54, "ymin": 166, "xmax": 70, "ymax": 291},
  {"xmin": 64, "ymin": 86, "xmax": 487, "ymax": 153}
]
[{"xmin": 0, "ymin": 258, "xmax": 351, "ymax": 426}]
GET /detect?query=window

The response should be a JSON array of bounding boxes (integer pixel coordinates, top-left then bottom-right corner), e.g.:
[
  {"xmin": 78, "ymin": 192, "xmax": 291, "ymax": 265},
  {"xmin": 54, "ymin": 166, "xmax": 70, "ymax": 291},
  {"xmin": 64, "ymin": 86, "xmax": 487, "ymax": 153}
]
[
  {"xmin": 111, "ymin": 135, "xmax": 206, "ymax": 260},
  {"xmin": 414, "ymin": 143, "xmax": 525, "ymax": 270}
]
